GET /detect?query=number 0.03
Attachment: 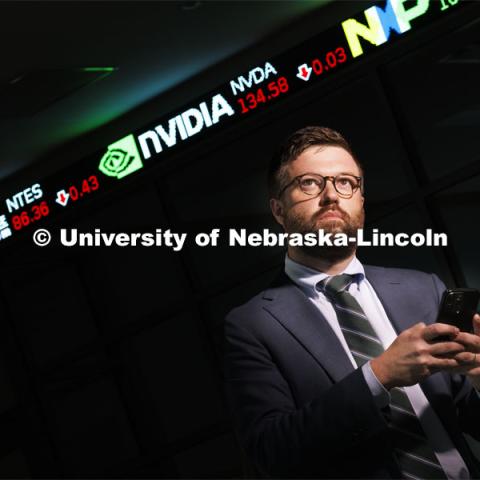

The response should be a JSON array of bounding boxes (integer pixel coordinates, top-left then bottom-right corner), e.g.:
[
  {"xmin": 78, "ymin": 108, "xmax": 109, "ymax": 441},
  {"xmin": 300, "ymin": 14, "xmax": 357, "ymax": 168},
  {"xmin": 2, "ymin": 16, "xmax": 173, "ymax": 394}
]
[{"xmin": 311, "ymin": 47, "xmax": 347, "ymax": 76}]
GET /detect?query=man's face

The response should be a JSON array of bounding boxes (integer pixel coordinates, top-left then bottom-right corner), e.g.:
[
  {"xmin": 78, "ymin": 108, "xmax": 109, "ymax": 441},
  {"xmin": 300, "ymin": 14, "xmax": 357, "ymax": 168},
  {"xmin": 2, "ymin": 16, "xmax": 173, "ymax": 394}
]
[{"xmin": 270, "ymin": 145, "xmax": 365, "ymax": 255}]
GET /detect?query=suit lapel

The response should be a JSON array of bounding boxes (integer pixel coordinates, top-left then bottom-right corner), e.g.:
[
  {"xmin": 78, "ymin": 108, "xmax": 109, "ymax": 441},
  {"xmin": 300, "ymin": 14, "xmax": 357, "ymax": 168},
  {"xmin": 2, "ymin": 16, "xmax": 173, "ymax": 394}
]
[
  {"xmin": 263, "ymin": 271, "xmax": 354, "ymax": 383},
  {"xmin": 363, "ymin": 264, "xmax": 442, "ymax": 334},
  {"xmin": 363, "ymin": 265, "xmax": 416, "ymax": 335}
]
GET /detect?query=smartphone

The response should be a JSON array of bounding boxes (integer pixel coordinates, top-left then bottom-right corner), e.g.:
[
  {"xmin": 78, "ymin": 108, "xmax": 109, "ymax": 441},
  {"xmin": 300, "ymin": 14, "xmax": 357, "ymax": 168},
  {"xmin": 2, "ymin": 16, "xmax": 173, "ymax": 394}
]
[{"xmin": 436, "ymin": 288, "xmax": 480, "ymax": 333}]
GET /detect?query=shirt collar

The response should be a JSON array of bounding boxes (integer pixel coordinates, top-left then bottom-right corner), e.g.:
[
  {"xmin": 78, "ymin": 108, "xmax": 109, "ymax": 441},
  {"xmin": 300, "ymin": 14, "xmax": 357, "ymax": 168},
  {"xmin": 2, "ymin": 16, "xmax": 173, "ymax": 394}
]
[{"xmin": 284, "ymin": 253, "xmax": 365, "ymax": 299}]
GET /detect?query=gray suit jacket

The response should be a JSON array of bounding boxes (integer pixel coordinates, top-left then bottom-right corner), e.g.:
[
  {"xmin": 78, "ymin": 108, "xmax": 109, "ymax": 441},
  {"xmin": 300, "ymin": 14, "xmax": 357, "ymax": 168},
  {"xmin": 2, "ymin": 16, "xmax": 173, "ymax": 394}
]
[{"xmin": 223, "ymin": 265, "xmax": 480, "ymax": 478}]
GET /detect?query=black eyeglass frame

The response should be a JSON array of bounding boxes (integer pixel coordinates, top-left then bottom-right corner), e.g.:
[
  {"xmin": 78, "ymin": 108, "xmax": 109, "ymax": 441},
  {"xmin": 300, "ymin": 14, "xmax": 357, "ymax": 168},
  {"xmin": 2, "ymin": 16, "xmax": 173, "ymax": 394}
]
[{"xmin": 277, "ymin": 172, "xmax": 364, "ymax": 198}]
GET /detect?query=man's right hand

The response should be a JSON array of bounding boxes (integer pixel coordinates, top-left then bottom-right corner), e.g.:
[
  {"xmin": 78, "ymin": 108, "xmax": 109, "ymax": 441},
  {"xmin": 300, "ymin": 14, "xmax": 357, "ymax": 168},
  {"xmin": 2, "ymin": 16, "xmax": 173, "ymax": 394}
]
[{"xmin": 370, "ymin": 322, "xmax": 466, "ymax": 390}]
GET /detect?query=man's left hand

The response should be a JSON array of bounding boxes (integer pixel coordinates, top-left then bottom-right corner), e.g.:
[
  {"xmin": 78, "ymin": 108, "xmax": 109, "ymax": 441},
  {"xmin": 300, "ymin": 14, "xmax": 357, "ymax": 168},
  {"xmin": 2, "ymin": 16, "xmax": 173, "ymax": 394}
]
[{"xmin": 450, "ymin": 313, "xmax": 480, "ymax": 389}]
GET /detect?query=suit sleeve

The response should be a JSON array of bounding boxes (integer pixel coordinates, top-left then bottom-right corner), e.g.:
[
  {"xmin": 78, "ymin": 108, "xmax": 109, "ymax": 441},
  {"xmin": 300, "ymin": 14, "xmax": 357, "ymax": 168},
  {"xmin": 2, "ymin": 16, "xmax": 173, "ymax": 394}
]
[
  {"xmin": 431, "ymin": 273, "xmax": 480, "ymax": 440},
  {"xmin": 223, "ymin": 308, "xmax": 389, "ymax": 477}
]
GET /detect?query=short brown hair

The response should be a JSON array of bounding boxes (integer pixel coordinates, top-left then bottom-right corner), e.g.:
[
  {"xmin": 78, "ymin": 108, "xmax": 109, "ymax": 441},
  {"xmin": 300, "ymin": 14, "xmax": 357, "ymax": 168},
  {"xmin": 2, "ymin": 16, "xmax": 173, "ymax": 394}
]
[{"xmin": 268, "ymin": 126, "xmax": 363, "ymax": 198}]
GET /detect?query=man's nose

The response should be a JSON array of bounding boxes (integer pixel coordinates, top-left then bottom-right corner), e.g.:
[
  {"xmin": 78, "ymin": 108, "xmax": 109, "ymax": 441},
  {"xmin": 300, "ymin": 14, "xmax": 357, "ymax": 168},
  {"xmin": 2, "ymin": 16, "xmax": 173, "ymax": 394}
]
[{"xmin": 319, "ymin": 179, "xmax": 339, "ymax": 204}]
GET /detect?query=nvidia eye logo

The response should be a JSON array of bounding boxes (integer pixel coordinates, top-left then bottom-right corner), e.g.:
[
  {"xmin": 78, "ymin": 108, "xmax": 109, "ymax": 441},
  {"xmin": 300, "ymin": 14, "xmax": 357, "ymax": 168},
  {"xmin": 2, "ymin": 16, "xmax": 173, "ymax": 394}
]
[{"xmin": 99, "ymin": 134, "xmax": 143, "ymax": 179}]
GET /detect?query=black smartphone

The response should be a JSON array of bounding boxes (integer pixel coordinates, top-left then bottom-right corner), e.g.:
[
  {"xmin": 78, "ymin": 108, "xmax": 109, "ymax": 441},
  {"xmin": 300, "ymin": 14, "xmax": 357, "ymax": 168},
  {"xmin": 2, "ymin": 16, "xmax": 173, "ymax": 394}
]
[{"xmin": 436, "ymin": 288, "xmax": 480, "ymax": 333}]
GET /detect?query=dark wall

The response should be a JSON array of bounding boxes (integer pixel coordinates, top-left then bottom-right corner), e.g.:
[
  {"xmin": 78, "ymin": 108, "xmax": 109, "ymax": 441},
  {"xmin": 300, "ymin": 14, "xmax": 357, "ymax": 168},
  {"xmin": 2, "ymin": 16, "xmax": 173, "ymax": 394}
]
[{"xmin": 0, "ymin": 2, "xmax": 480, "ymax": 478}]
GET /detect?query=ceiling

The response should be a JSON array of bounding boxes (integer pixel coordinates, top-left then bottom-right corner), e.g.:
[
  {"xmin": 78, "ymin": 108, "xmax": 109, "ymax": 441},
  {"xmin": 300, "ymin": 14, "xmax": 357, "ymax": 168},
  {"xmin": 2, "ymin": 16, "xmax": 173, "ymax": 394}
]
[{"xmin": 0, "ymin": 1, "xmax": 369, "ymax": 188}]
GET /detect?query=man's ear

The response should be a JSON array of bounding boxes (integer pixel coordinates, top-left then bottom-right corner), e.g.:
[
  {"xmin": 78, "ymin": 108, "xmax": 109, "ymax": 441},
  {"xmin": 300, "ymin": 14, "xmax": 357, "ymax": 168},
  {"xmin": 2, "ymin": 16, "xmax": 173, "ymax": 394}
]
[{"xmin": 270, "ymin": 198, "xmax": 285, "ymax": 228}]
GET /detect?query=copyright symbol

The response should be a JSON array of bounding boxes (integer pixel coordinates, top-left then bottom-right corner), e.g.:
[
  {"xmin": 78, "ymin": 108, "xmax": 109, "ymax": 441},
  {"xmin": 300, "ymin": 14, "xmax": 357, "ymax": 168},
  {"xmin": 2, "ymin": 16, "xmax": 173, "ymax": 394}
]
[{"xmin": 33, "ymin": 229, "xmax": 51, "ymax": 247}]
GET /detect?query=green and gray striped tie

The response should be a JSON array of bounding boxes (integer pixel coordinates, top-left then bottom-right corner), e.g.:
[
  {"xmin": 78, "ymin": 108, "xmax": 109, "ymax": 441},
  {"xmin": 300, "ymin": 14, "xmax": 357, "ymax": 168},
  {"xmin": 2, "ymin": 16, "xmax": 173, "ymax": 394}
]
[{"xmin": 318, "ymin": 274, "xmax": 447, "ymax": 480}]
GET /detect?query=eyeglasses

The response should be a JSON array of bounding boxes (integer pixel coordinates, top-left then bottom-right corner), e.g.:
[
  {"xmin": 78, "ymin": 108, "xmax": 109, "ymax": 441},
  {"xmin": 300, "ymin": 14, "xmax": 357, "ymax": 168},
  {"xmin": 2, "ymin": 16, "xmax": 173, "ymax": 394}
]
[{"xmin": 277, "ymin": 173, "xmax": 364, "ymax": 199}]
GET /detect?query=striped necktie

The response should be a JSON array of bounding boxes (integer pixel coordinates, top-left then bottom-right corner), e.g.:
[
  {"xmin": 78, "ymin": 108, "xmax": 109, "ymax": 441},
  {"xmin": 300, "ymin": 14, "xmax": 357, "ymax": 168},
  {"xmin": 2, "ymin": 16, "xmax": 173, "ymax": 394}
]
[{"xmin": 318, "ymin": 274, "xmax": 448, "ymax": 480}]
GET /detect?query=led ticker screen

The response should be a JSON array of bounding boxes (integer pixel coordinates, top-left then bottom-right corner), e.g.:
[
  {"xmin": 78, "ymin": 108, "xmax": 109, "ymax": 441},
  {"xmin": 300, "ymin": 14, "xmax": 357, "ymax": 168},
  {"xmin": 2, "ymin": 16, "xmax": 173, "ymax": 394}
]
[{"xmin": 0, "ymin": 0, "xmax": 466, "ymax": 245}]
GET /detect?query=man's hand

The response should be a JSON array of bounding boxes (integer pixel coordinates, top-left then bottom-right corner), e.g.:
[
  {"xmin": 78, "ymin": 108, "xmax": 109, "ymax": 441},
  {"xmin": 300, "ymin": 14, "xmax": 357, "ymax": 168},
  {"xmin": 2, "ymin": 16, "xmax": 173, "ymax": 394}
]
[
  {"xmin": 447, "ymin": 313, "xmax": 480, "ymax": 389},
  {"xmin": 370, "ymin": 322, "xmax": 466, "ymax": 390}
]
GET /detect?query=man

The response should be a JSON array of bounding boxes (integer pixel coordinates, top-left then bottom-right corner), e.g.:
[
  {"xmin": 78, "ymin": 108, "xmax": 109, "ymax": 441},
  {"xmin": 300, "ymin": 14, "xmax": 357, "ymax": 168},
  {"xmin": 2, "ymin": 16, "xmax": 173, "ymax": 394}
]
[{"xmin": 223, "ymin": 126, "xmax": 480, "ymax": 479}]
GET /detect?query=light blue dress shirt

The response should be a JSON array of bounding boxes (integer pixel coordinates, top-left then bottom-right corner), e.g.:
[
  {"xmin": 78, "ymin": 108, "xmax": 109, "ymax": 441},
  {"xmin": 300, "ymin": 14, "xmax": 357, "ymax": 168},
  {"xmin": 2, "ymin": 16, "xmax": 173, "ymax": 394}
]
[{"xmin": 284, "ymin": 254, "xmax": 470, "ymax": 479}]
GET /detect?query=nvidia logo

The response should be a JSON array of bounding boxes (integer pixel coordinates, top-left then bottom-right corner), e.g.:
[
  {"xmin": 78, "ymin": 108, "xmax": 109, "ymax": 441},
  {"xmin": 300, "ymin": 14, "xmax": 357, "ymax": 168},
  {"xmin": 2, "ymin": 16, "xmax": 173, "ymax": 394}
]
[{"xmin": 99, "ymin": 134, "xmax": 143, "ymax": 179}]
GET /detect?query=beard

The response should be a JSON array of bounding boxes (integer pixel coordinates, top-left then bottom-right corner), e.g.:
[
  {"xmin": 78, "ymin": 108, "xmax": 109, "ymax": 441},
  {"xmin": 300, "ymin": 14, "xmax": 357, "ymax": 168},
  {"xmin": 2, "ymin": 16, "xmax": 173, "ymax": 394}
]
[{"xmin": 283, "ymin": 204, "xmax": 365, "ymax": 261}]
